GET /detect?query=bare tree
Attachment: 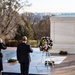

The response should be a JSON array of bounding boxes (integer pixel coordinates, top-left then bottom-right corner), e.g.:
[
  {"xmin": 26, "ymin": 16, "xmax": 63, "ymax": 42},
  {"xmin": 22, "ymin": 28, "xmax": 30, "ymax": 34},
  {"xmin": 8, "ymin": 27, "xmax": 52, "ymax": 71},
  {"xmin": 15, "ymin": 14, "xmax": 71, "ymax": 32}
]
[
  {"xmin": 21, "ymin": 12, "xmax": 42, "ymax": 39},
  {"xmin": 21, "ymin": 13, "xmax": 34, "ymax": 39},
  {"xmin": 0, "ymin": 0, "xmax": 31, "ymax": 39},
  {"xmin": 21, "ymin": 13, "xmax": 51, "ymax": 40},
  {"xmin": 32, "ymin": 15, "xmax": 50, "ymax": 40}
]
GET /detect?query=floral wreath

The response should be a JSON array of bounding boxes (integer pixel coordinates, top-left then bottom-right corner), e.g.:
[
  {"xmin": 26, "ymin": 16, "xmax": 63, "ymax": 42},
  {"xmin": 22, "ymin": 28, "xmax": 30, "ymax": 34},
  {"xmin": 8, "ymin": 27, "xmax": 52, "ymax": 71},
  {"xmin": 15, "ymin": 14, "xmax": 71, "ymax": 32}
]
[{"xmin": 39, "ymin": 36, "xmax": 53, "ymax": 52}]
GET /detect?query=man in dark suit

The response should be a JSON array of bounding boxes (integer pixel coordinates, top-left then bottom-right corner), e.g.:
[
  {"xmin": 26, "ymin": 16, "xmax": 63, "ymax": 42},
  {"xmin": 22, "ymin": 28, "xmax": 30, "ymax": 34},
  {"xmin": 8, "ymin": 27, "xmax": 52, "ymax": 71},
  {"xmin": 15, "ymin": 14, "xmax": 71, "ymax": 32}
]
[{"xmin": 16, "ymin": 36, "xmax": 33, "ymax": 75}]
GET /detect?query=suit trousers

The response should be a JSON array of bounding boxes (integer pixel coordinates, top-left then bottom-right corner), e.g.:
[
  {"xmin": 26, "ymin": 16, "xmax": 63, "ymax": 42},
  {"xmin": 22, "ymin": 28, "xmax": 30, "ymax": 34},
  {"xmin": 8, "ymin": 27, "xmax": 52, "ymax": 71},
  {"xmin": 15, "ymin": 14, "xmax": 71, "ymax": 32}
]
[
  {"xmin": 20, "ymin": 63, "xmax": 29, "ymax": 75},
  {"xmin": 0, "ymin": 57, "xmax": 3, "ymax": 71}
]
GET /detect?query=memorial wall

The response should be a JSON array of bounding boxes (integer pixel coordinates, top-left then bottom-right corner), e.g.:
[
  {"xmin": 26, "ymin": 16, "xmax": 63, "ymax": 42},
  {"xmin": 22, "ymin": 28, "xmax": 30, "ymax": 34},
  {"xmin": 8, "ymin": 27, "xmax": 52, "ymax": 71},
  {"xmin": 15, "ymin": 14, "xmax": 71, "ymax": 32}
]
[{"xmin": 50, "ymin": 17, "xmax": 75, "ymax": 44}]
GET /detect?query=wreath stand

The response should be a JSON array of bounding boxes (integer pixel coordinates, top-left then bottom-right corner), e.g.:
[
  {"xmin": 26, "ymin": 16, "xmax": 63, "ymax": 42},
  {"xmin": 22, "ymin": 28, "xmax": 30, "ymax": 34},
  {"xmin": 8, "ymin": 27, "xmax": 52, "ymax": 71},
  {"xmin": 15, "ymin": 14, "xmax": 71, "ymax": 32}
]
[
  {"xmin": 35, "ymin": 49, "xmax": 54, "ymax": 73},
  {"xmin": 36, "ymin": 37, "xmax": 54, "ymax": 73},
  {"xmin": 45, "ymin": 51, "xmax": 54, "ymax": 67}
]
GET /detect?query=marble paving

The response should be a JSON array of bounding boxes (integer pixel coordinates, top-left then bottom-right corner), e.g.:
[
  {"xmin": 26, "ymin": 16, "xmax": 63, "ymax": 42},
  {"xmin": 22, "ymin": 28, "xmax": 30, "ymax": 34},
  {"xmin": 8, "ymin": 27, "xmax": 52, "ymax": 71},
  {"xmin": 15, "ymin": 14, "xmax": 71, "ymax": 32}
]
[{"xmin": 2, "ymin": 48, "xmax": 67, "ymax": 75}]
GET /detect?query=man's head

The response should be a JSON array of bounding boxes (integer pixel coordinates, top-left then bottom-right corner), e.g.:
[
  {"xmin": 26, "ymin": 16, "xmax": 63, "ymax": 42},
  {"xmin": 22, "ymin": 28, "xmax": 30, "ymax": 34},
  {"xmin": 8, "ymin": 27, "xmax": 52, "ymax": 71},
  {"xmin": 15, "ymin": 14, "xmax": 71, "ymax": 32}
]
[{"xmin": 22, "ymin": 36, "xmax": 27, "ymax": 42}]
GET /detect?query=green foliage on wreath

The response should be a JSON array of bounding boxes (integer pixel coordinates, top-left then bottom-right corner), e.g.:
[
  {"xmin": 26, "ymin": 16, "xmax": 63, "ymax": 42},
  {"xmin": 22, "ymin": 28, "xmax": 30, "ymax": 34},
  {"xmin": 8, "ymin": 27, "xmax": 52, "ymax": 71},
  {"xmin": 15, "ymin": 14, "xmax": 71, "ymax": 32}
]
[
  {"xmin": 39, "ymin": 39, "xmax": 45, "ymax": 46},
  {"xmin": 39, "ymin": 37, "xmax": 53, "ymax": 52}
]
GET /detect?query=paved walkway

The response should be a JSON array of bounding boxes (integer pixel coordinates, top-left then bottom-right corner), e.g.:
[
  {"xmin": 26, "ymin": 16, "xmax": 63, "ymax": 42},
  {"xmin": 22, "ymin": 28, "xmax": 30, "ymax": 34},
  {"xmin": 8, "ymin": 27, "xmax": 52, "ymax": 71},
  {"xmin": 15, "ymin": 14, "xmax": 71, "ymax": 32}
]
[{"xmin": 51, "ymin": 54, "xmax": 75, "ymax": 75}]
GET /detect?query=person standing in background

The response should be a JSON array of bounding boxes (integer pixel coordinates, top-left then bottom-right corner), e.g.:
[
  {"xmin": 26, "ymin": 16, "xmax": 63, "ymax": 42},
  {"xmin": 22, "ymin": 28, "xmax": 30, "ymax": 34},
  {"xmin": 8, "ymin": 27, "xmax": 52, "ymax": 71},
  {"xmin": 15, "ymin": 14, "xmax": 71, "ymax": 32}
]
[
  {"xmin": 0, "ymin": 38, "xmax": 7, "ymax": 72},
  {"xmin": 16, "ymin": 36, "xmax": 33, "ymax": 75}
]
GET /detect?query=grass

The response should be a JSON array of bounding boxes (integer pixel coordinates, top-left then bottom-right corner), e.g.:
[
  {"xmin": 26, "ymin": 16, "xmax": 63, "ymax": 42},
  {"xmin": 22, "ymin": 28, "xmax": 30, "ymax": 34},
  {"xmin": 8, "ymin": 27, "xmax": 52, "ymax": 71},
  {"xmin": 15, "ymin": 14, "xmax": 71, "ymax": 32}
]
[
  {"xmin": 6, "ymin": 39, "xmax": 39, "ymax": 48},
  {"xmin": 28, "ymin": 40, "xmax": 38, "ymax": 47}
]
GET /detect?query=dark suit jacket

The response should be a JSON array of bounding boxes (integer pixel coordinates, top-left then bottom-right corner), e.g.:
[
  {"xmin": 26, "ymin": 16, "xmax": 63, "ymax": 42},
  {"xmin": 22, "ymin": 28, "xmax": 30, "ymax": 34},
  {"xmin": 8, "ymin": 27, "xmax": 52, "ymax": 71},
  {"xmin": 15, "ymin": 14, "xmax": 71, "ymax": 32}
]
[
  {"xmin": 0, "ymin": 43, "xmax": 7, "ymax": 50},
  {"xmin": 0, "ymin": 43, "xmax": 7, "ymax": 71},
  {"xmin": 0, "ymin": 43, "xmax": 7, "ymax": 57},
  {"xmin": 16, "ymin": 42, "xmax": 33, "ymax": 63}
]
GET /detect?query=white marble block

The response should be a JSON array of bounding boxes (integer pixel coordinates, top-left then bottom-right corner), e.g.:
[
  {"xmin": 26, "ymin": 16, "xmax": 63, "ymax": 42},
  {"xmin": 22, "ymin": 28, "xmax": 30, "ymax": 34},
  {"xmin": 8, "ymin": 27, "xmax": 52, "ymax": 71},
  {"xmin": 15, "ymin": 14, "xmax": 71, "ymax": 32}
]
[{"xmin": 50, "ymin": 17, "xmax": 75, "ymax": 44}]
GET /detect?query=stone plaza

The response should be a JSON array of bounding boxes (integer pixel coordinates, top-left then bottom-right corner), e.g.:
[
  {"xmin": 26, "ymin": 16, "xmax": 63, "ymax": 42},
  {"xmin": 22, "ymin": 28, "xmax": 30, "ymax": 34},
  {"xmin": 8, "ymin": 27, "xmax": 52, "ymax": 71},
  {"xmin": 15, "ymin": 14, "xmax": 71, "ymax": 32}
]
[{"xmin": 1, "ymin": 47, "xmax": 73, "ymax": 75}]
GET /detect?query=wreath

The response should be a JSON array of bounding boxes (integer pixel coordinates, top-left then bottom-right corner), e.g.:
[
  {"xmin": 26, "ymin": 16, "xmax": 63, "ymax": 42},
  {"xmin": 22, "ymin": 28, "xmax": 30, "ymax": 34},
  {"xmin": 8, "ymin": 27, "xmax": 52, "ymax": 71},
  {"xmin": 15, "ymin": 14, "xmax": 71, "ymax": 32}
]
[{"xmin": 39, "ymin": 37, "xmax": 53, "ymax": 52}]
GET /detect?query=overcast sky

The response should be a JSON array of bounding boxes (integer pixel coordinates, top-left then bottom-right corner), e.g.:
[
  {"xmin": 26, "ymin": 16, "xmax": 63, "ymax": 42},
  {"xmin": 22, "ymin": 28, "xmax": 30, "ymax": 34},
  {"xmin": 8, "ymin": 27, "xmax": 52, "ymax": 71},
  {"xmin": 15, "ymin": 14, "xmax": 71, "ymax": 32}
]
[{"xmin": 18, "ymin": 0, "xmax": 75, "ymax": 13}]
